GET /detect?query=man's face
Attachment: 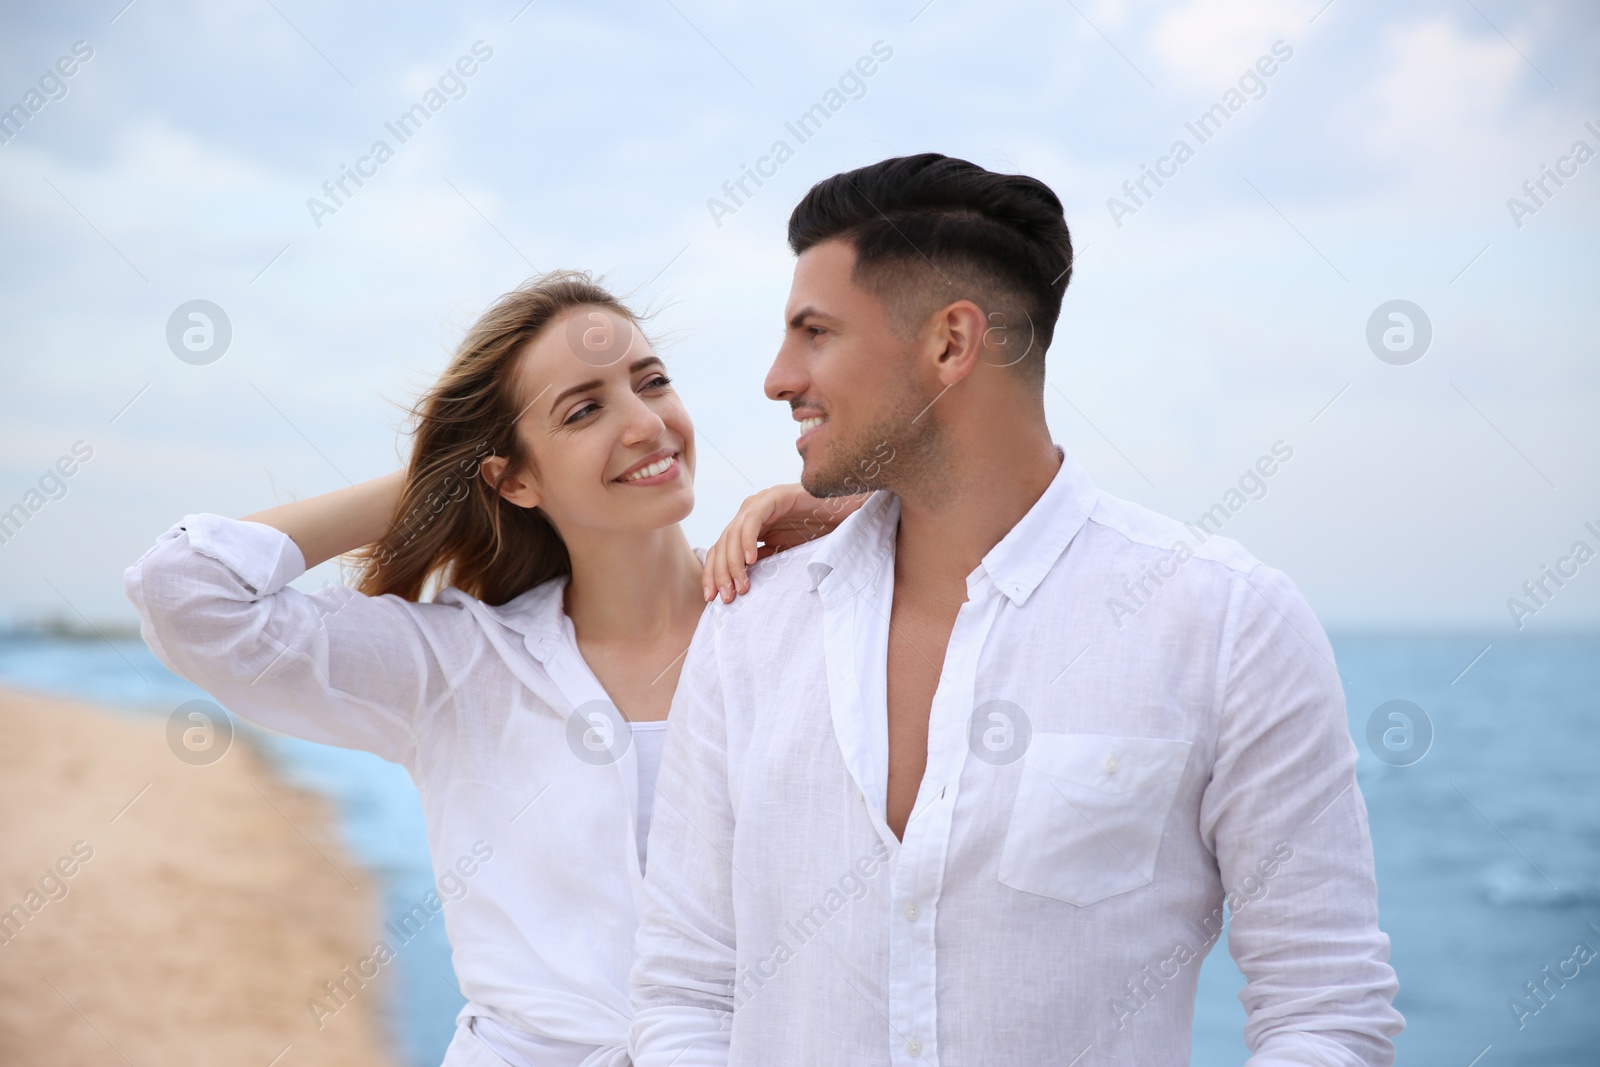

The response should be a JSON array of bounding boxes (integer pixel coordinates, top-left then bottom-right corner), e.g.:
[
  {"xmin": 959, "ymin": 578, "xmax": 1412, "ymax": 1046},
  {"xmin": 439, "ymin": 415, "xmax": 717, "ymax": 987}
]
[{"xmin": 765, "ymin": 239, "xmax": 940, "ymax": 498}]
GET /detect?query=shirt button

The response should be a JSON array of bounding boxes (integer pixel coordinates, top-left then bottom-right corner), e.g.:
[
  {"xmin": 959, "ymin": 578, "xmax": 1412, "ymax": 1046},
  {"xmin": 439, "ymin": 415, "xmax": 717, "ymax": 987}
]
[
  {"xmin": 903, "ymin": 903, "xmax": 919, "ymax": 921},
  {"xmin": 1104, "ymin": 754, "xmax": 1120, "ymax": 774},
  {"xmin": 906, "ymin": 1037, "xmax": 922, "ymax": 1056}
]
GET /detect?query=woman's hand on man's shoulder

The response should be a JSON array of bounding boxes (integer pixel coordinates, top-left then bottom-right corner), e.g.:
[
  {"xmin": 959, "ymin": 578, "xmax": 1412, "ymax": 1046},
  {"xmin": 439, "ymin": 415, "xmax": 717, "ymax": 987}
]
[{"xmin": 701, "ymin": 484, "xmax": 870, "ymax": 604}]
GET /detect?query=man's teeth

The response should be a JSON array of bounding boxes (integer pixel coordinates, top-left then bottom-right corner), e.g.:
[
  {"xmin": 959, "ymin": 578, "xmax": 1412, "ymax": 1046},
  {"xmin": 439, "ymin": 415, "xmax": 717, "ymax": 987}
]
[
  {"xmin": 799, "ymin": 416, "xmax": 826, "ymax": 433},
  {"xmin": 622, "ymin": 456, "xmax": 674, "ymax": 482}
]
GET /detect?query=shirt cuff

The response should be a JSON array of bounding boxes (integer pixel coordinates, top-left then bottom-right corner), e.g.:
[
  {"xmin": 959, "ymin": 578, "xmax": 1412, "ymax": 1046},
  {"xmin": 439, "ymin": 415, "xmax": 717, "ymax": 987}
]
[{"xmin": 177, "ymin": 513, "xmax": 308, "ymax": 597}]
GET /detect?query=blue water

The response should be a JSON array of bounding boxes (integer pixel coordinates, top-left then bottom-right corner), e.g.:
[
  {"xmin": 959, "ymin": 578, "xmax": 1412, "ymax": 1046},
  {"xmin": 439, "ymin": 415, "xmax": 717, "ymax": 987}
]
[{"xmin": 3, "ymin": 631, "xmax": 1596, "ymax": 1065}]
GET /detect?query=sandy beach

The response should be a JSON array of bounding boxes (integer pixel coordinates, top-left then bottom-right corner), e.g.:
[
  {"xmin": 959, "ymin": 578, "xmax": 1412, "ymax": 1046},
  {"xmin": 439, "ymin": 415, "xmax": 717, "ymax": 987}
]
[{"xmin": 0, "ymin": 685, "xmax": 396, "ymax": 1067}]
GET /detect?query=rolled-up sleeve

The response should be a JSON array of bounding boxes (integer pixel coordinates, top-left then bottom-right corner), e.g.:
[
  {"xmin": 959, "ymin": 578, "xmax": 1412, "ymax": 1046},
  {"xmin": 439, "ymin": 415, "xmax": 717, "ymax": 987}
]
[
  {"xmin": 1200, "ymin": 564, "xmax": 1404, "ymax": 1066},
  {"xmin": 630, "ymin": 608, "xmax": 736, "ymax": 1067},
  {"xmin": 123, "ymin": 513, "xmax": 464, "ymax": 765}
]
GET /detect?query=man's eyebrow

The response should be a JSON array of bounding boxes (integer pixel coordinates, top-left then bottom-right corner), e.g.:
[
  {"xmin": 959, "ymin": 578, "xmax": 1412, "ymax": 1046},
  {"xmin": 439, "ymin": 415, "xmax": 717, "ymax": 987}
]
[
  {"xmin": 546, "ymin": 356, "xmax": 664, "ymax": 415},
  {"xmin": 788, "ymin": 306, "xmax": 836, "ymax": 330}
]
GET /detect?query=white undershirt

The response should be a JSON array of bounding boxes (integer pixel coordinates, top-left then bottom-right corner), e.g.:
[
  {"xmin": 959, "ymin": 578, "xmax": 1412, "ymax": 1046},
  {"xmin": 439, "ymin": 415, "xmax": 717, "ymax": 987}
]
[{"xmin": 630, "ymin": 719, "xmax": 671, "ymax": 874}]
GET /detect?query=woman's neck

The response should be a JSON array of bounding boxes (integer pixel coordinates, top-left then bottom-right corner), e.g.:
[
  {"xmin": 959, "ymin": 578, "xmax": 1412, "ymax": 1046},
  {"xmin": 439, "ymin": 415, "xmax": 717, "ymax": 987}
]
[{"xmin": 560, "ymin": 524, "xmax": 704, "ymax": 646}]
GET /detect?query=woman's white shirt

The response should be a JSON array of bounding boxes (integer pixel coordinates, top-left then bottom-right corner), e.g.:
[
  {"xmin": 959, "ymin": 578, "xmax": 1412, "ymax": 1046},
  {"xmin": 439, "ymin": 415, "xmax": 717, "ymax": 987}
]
[{"xmin": 123, "ymin": 514, "xmax": 694, "ymax": 1067}]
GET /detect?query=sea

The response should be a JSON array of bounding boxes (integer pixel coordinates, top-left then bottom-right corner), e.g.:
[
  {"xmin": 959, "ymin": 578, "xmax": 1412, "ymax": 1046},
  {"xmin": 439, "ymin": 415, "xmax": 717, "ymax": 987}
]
[{"xmin": 1, "ymin": 630, "xmax": 1595, "ymax": 1066}]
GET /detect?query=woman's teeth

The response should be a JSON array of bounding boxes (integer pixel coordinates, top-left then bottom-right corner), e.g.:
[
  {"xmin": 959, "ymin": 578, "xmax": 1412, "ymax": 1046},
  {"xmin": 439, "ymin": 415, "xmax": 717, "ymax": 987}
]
[{"xmin": 621, "ymin": 455, "xmax": 675, "ymax": 482}]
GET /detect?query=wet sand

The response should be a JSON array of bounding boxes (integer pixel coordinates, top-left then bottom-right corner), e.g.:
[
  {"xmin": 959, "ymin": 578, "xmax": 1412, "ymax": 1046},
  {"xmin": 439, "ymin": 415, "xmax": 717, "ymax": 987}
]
[{"xmin": 0, "ymin": 685, "xmax": 395, "ymax": 1067}]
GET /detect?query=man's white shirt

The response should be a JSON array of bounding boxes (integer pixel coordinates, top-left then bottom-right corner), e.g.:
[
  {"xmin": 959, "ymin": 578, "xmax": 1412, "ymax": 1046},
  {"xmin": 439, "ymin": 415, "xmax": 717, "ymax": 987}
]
[{"xmin": 631, "ymin": 445, "xmax": 1403, "ymax": 1066}]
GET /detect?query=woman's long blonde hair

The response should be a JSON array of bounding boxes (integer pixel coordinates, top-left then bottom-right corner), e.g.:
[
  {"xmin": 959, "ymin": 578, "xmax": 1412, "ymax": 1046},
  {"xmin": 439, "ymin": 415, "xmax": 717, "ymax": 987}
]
[{"xmin": 347, "ymin": 271, "xmax": 639, "ymax": 606}]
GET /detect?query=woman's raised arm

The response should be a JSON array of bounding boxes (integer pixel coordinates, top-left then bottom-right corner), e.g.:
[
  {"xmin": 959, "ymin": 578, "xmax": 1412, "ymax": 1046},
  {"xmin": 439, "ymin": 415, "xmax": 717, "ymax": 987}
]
[
  {"xmin": 243, "ymin": 470, "xmax": 405, "ymax": 570},
  {"xmin": 124, "ymin": 473, "xmax": 470, "ymax": 764}
]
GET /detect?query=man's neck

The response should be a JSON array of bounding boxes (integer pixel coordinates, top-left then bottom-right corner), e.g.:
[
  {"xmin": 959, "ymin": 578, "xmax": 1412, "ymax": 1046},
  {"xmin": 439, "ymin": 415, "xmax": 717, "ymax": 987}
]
[{"xmin": 892, "ymin": 435, "xmax": 1062, "ymax": 592}]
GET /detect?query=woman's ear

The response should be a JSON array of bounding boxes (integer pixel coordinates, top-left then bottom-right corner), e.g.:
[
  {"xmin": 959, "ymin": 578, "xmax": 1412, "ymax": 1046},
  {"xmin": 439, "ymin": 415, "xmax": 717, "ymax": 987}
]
[{"xmin": 479, "ymin": 454, "xmax": 543, "ymax": 509}]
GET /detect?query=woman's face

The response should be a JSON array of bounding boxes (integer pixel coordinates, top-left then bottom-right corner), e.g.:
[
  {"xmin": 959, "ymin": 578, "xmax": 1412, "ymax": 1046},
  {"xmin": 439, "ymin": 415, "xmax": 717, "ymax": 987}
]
[{"xmin": 502, "ymin": 305, "xmax": 696, "ymax": 537}]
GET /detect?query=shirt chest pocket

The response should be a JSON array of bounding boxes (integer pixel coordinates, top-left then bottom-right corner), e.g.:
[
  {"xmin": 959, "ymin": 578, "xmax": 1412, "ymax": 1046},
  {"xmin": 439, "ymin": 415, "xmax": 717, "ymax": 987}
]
[{"xmin": 998, "ymin": 733, "xmax": 1193, "ymax": 907}]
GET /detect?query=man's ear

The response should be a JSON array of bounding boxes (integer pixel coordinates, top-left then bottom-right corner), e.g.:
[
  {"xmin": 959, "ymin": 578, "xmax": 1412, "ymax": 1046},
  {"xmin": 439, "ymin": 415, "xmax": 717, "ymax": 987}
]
[
  {"xmin": 479, "ymin": 453, "xmax": 542, "ymax": 509},
  {"xmin": 927, "ymin": 299, "xmax": 988, "ymax": 388}
]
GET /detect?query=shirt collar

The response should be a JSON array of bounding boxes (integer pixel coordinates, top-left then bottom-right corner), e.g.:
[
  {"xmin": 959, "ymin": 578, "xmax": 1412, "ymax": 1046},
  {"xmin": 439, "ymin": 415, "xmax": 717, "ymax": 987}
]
[
  {"xmin": 806, "ymin": 445, "xmax": 1097, "ymax": 608},
  {"xmin": 437, "ymin": 546, "xmax": 708, "ymax": 664},
  {"xmin": 439, "ymin": 576, "xmax": 569, "ymax": 663},
  {"xmin": 807, "ymin": 490, "xmax": 901, "ymax": 605},
  {"xmin": 979, "ymin": 445, "xmax": 1098, "ymax": 606}
]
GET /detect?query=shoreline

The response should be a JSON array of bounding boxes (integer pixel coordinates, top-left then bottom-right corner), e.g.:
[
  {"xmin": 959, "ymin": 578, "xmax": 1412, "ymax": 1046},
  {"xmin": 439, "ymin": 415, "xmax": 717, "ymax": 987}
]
[{"xmin": 0, "ymin": 685, "xmax": 395, "ymax": 1066}]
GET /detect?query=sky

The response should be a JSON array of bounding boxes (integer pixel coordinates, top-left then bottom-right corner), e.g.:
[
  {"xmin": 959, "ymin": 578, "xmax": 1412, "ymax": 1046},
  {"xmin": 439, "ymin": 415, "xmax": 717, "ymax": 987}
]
[{"xmin": 0, "ymin": 0, "xmax": 1596, "ymax": 632}]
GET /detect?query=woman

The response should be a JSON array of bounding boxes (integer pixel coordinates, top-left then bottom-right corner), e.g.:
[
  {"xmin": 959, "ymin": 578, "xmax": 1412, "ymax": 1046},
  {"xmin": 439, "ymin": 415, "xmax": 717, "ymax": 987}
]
[{"xmin": 123, "ymin": 271, "xmax": 865, "ymax": 1066}]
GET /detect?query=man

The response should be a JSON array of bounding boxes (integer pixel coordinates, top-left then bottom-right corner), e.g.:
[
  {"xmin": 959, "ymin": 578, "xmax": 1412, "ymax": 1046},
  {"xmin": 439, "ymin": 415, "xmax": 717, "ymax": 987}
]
[{"xmin": 632, "ymin": 153, "xmax": 1403, "ymax": 1065}]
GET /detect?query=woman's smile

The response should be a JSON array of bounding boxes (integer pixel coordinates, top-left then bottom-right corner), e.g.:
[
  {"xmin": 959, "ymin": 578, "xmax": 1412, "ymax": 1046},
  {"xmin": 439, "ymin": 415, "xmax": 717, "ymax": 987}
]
[{"xmin": 614, "ymin": 449, "xmax": 681, "ymax": 486}]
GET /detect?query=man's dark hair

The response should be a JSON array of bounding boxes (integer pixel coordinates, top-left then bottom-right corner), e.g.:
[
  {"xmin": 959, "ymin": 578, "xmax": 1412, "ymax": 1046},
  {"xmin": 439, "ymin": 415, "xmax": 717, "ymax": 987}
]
[{"xmin": 787, "ymin": 153, "xmax": 1073, "ymax": 381}]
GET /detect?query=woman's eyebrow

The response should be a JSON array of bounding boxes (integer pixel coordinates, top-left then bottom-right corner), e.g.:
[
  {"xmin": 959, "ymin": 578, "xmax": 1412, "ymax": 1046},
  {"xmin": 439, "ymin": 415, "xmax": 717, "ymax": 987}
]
[
  {"xmin": 548, "ymin": 378, "xmax": 602, "ymax": 414},
  {"xmin": 545, "ymin": 357, "xmax": 666, "ymax": 416}
]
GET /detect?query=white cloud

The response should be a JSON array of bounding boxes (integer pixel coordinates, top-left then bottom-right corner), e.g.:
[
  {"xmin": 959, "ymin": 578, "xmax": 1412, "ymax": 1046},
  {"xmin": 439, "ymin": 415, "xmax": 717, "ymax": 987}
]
[
  {"xmin": 1364, "ymin": 15, "xmax": 1524, "ymax": 162},
  {"xmin": 1150, "ymin": 0, "xmax": 1314, "ymax": 88}
]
